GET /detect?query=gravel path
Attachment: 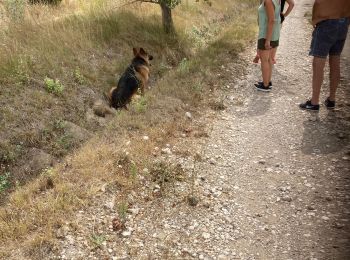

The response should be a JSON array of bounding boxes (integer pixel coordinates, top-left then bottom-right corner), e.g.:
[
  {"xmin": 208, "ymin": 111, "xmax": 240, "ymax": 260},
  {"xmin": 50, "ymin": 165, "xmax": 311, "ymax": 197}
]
[{"xmin": 52, "ymin": 0, "xmax": 350, "ymax": 259}]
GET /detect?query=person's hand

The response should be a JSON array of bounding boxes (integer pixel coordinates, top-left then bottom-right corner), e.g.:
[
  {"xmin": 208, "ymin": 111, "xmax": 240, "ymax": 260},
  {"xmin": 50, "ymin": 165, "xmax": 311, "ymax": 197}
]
[{"xmin": 265, "ymin": 40, "xmax": 272, "ymax": 50}]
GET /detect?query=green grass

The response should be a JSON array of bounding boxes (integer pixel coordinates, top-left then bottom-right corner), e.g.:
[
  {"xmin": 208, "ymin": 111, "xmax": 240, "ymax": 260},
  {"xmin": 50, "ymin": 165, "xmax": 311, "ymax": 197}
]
[{"xmin": 0, "ymin": 173, "xmax": 11, "ymax": 194}]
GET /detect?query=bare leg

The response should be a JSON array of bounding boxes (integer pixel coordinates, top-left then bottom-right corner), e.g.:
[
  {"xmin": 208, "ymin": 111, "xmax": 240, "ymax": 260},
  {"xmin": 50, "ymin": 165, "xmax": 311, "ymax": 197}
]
[
  {"xmin": 329, "ymin": 55, "xmax": 341, "ymax": 101},
  {"xmin": 268, "ymin": 48, "xmax": 276, "ymax": 81},
  {"xmin": 271, "ymin": 47, "xmax": 277, "ymax": 64},
  {"xmin": 260, "ymin": 49, "xmax": 272, "ymax": 86},
  {"xmin": 311, "ymin": 57, "xmax": 327, "ymax": 105}
]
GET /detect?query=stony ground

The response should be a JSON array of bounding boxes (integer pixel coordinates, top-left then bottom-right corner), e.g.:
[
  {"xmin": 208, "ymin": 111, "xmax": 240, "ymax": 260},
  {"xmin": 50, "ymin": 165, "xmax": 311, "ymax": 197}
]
[{"xmin": 49, "ymin": 0, "xmax": 350, "ymax": 259}]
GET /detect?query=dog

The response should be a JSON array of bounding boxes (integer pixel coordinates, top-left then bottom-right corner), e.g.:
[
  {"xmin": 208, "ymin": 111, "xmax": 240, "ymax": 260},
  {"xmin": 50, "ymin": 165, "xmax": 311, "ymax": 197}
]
[{"xmin": 107, "ymin": 47, "xmax": 153, "ymax": 110}]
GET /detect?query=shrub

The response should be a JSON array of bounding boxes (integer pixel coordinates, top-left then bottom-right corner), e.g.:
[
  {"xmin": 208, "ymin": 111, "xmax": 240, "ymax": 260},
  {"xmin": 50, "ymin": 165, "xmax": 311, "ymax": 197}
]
[
  {"xmin": 28, "ymin": 0, "xmax": 62, "ymax": 5},
  {"xmin": 4, "ymin": 0, "xmax": 26, "ymax": 21},
  {"xmin": 0, "ymin": 173, "xmax": 11, "ymax": 194},
  {"xmin": 44, "ymin": 77, "xmax": 64, "ymax": 94}
]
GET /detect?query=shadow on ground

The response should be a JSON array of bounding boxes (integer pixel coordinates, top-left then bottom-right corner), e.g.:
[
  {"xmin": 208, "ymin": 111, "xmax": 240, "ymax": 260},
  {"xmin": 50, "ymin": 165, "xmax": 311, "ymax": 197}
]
[{"xmin": 301, "ymin": 110, "xmax": 350, "ymax": 155}]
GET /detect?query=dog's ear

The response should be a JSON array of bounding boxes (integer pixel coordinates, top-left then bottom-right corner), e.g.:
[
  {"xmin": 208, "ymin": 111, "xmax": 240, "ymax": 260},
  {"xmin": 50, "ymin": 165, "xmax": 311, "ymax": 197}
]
[
  {"xmin": 133, "ymin": 48, "xmax": 139, "ymax": 56},
  {"xmin": 139, "ymin": 48, "xmax": 146, "ymax": 55}
]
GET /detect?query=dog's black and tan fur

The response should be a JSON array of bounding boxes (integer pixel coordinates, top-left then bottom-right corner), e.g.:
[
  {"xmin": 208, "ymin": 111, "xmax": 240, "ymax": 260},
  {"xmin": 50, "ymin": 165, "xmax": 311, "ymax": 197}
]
[{"xmin": 107, "ymin": 47, "xmax": 153, "ymax": 110}]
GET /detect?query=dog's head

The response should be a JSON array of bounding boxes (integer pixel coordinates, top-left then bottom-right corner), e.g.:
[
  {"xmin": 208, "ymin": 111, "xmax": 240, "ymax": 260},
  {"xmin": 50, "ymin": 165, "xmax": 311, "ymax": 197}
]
[{"xmin": 133, "ymin": 47, "xmax": 153, "ymax": 66}]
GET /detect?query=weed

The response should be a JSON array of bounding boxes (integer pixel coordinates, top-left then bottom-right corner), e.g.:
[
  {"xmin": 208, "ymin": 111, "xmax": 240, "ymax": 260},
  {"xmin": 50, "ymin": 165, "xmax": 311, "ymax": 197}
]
[
  {"xmin": 178, "ymin": 57, "xmax": 190, "ymax": 74},
  {"xmin": 0, "ymin": 173, "xmax": 11, "ymax": 193},
  {"xmin": 130, "ymin": 162, "xmax": 138, "ymax": 183},
  {"xmin": 150, "ymin": 161, "xmax": 185, "ymax": 194},
  {"xmin": 117, "ymin": 202, "xmax": 128, "ymax": 222},
  {"xmin": 90, "ymin": 234, "xmax": 106, "ymax": 248},
  {"xmin": 73, "ymin": 68, "xmax": 86, "ymax": 85},
  {"xmin": 42, "ymin": 167, "xmax": 54, "ymax": 176},
  {"xmin": 4, "ymin": 0, "xmax": 26, "ymax": 21},
  {"xmin": 28, "ymin": 0, "xmax": 62, "ymax": 5},
  {"xmin": 134, "ymin": 96, "xmax": 147, "ymax": 113},
  {"xmin": 209, "ymin": 99, "xmax": 226, "ymax": 111},
  {"xmin": 56, "ymin": 133, "xmax": 73, "ymax": 151},
  {"xmin": 44, "ymin": 77, "xmax": 64, "ymax": 94},
  {"xmin": 0, "ymin": 143, "xmax": 18, "ymax": 165},
  {"xmin": 54, "ymin": 119, "xmax": 66, "ymax": 130},
  {"xmin": 192, "ymin": 81, "xmax": 203, "ymax": 93}
]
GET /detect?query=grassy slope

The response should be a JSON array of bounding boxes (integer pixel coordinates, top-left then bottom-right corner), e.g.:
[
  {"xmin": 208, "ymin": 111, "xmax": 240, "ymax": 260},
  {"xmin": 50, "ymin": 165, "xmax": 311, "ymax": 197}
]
[{"xmin": 0, "ymin": 0, "xmax": 257, "ymax": 257}]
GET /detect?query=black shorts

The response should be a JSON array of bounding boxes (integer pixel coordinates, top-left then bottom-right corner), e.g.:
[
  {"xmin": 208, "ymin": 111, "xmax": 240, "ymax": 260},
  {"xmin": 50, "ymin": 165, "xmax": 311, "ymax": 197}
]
[{"xmin": 257, "ymin": 38, "xmax": 279, "ymax": 50}]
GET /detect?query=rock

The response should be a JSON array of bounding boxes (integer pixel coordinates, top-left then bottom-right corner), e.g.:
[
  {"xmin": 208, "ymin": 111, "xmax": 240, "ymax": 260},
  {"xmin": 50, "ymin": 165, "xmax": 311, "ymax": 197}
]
[
  {"xmin": 338, "ymin": 133, "xmax": 345, "ymax": 139},
  {"xmin": 112, "ymin": 217, "xmax": 125, "ymax": 232},
  {"xmin": 161, "ymin": 148, "xmax": 172, "ymax": 155},
  {"xmin": 27, "ymin": 148, "xmax": 54, "ymax": 174},
  {"xmin": 127, "ymin": 208, "xmax": 140, "ymax": 215},
  {"xmin": 105, "ymin": 197, "xmax": 115, "ymax": 210},
  {"xmin": 281, "ymin": 196, "xmax": 292, "ymax": 202},
  {"xmin": 121, "ymin": 230, "xmax": 132, "ymax": 237},
  {"xmin": 185, "ymin": 112, "xmax": 192, "ymax": 119},
  {"xmin": 64, "ymin": 121, "xmax": 92, "ymax": 143},
  {"xmin": 56, "ymin": 226, "xmax": 69, "ymax": 239},
  {"xmin": 307, "ymin": 205, "xmax": 315, "ymax": 211},
  {"xmin": 209, "ymin": 158, "xmax": 216, "ymax": 165},
  {"xmin": 202, "ymin": 232, "xmax": 211, "ymax": 239},
  {"xmin": 202, "ymin": 201, "xmax": 211, "ymax": 208},
  {"xmin": 332, "ymin": 222, "xmax": 345, "ymax": 229},
  {"xmin": 325, "ymin": 196, "xmax": 332, "ymax": 201},
  {"xmin": 143, "ymin": 136, "xmax": 149, "ymax": 141},
  {"xmin": 100, "ymin": 183, "xmax": 108, "ymax": 192}
]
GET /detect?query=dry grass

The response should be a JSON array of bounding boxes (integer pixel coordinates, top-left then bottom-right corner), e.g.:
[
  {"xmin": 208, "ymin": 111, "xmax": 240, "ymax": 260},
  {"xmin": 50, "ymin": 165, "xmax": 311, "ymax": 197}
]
[{"xmin": 0, "ymin": 0, "xmax": 257, "ymax": 256}]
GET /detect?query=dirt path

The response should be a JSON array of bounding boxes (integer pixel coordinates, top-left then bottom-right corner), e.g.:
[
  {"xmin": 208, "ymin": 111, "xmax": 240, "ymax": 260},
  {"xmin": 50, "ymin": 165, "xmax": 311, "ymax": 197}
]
[{"xmin": 51, "ymin": 0, "xmax": 350, "ymax": 259}]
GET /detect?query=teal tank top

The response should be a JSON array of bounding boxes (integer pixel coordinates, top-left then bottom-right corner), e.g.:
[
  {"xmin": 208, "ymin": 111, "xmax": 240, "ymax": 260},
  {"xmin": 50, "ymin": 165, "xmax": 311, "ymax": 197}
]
[{"xmin": 258, "ymin": 0, "xmax": 281, "ymax": 41}]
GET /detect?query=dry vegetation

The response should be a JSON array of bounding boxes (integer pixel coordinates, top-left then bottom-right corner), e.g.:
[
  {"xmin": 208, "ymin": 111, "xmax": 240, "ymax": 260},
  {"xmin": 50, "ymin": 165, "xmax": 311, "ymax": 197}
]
[{"xmin": 0, "ymin": 0, "xmax": 257, "ymax": 257}]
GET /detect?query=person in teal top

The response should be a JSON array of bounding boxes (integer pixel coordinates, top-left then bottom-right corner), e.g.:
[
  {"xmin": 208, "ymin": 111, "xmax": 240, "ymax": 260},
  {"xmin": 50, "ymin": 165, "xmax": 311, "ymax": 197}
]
[
  {"xmin": 254, "ymin": 0, "xmax": 282, "ymax": 92},
  {"xmin": 253, "ymin": 0, "xmax": 294, "ymax": 65}
]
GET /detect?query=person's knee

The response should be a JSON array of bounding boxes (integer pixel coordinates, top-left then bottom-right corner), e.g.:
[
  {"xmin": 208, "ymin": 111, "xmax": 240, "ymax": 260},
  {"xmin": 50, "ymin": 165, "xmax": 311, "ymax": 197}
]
[{"xmin": 260, "ymin": 55, "xmax": 270, "ymax": 63}]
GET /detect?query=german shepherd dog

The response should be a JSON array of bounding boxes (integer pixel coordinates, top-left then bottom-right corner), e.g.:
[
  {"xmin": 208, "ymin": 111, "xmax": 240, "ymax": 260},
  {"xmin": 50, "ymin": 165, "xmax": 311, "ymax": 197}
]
[{"xmin": 107, "ymin": 48, "xmax": 153, "ymax": 110}]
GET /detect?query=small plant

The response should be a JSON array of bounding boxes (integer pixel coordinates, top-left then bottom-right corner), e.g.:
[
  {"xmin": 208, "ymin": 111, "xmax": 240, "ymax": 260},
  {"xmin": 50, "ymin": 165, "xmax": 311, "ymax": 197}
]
[
  {"xmin": 192, "ymin": 81, "xmax": 203, "ymax": 93},
  {"xmin": 53, "ymin": 119, "xmax": 66, "ymax": 130},
  {"xmin": 73, "ymin": 68, "xmax": 86, "ymax": 85},
  {"xmin": 0, "ymin": 172, "xmax": 11, "ymax": 193},
  {"xmin": 117, "ymin": 202, "xmax": 128, "ymax": 222},
  {"xmin": 4, "ymin": 0, "xmax": 26, "ymax": 21},
  {"xmin": 0, "ymin": 143, "xmax": 17, "ymax": 165},
  {"xmin": 178, "ymin": 58, "xmax": 190, "ymax": 74},
  {"xmin": 28, "ymin": 0, "xmax": 62, "ymax": 5},
  {"xmin": 42, "ymin": 167, "xmax": 54, "ymax": 177},
  {"xmin": 130, "ymin": 162, "xmax": 138, "ymax": 182},
  {"xmin": 90, "ymin": 234, "xmax": 106, "ymax": 248},
  {"xmin": 44, "ymin": 77, "xmax": 64, "ymax": 94},
  {"xmin": 134, "ymin": 96, "xmax": 147, "ymax": 113}
]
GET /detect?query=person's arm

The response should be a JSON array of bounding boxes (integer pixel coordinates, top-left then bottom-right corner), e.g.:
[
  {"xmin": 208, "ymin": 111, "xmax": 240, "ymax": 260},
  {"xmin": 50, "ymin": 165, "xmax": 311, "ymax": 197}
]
[
  {"xmin": 265, "ymin": 0, "xmax": 275, "ymax": 49},
  {"xmin": 283, "ymin": 0, "xmax": 295, "ymax": 18}
]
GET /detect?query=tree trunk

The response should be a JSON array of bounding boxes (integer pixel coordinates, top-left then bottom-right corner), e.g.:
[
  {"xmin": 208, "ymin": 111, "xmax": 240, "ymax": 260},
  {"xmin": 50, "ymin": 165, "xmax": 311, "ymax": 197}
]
[{"xmin": 160, "ymin": 2, "xmax": 175, "ymax": 34}]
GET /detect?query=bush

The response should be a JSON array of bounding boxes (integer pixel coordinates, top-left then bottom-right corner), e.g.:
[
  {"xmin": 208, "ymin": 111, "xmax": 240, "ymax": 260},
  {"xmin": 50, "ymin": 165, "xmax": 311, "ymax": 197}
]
[
  {"xmin": 44, "ymin": 77, "xmax": 64, "ymax": 94},
  {"xmin": 28, "ymin": 0, "xmax": 62, "ymax": 5},
  {"xmin": 0, "ymin": 173, "xmax": 11, "ymax": 194},
  {"xmin": 4, "ymin": 0, "xmax": 26, "ymax": 21}
]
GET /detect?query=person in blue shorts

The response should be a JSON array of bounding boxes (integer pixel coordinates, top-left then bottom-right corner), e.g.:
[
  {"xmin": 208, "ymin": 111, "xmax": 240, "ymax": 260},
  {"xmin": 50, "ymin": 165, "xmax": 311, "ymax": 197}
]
[{"xmin": 300, "ymin": 0, "xmax": 350, "ymax": 111}]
